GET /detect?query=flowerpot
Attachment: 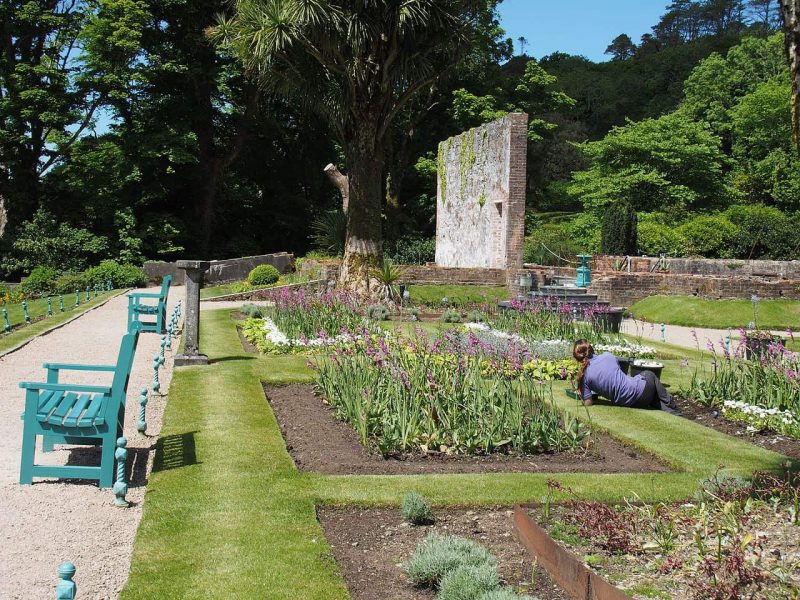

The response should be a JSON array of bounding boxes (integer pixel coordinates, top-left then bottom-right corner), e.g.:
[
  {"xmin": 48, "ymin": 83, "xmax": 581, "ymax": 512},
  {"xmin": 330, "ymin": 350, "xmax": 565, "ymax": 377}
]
[
  {"xmin": 592, "ymin": 308, "xmax": 625, "ymax": 334},
  {"xmin": 617, "ymin": 357, "xmax": 631, "ymax": 375},
  {"xmin": 744, "ymin": 334, "xmax": 784, "ymax": 361},
  {"xmin": 630, "ymin": 360, "xmax": 663, "ymax": 380}
]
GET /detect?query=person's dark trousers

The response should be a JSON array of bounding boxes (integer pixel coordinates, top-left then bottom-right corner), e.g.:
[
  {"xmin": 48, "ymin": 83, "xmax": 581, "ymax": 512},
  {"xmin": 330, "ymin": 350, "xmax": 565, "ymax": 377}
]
[{"xmin": 638, "ymin": 371, "xmax": 680, "ymax": 413}]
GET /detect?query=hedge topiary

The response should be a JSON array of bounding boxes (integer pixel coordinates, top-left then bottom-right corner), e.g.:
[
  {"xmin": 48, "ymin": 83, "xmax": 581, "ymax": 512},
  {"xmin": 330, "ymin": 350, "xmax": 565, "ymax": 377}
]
[
  {"xmin": 601, "ymin": 201, "xmax": 637, "ymax": 255},
  {"xmin": 247, "ymin": 264, "xmax": 280, "ymax": 286}
]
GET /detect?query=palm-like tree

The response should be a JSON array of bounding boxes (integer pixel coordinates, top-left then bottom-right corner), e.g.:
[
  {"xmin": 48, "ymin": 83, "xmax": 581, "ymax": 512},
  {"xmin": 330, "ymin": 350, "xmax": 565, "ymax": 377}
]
[{"xmin": 210, "ymin": 0, "xmax": 481, "ymax": 292}]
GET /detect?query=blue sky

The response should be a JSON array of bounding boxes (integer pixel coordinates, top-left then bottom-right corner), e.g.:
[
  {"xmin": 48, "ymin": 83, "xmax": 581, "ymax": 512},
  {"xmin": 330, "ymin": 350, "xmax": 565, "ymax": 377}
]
[{"xmin": 497, "ymin": 0, "xmax": 670, "ymax": 62}]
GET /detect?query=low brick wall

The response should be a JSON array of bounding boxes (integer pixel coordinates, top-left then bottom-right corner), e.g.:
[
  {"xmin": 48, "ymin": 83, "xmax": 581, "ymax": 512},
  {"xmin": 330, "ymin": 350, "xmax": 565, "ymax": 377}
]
[
  {"xmin": 203, "ymin": 279, "xmax": 326, "ymax": 302},
  {"xmin": 297, "ymin": 259, "xmax": 507, "ymax": 287},
  {"xmin": 144, "ymin": 252, "xmax": 294, "ymax": 285},
  {"xmin": 590, "ymin": 273, "xmax": 800, "ymax": 306},
  {"xmin": 593, "ymin": 256, "xmax": 800, "ymax": 279}
]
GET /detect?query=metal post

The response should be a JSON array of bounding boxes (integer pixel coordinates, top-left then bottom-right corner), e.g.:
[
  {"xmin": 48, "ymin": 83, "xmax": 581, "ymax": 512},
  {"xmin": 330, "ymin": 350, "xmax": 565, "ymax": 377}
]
[{"xmin": 113, "ymin": 437, "xmax": 130, "ymax": 507}]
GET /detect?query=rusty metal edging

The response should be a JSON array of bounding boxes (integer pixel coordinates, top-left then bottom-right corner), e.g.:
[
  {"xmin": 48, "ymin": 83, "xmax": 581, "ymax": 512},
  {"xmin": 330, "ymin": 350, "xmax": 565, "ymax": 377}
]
[{"xmin": 512, "ymin": 506, "xmax": 633, "ymax": 600}]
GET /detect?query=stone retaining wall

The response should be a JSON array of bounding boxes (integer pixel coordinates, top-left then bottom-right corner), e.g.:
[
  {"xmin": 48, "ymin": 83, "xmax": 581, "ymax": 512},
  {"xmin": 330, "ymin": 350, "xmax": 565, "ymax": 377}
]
[
  {"xmin": 296, "ymin": 259, "xmax": 507, "ymax": 287},
  {"xmin": 589, "ymin": 273, "xmax": 800, "ymax": 305},
  {"xmin": 144, "ymin": 252, "xmax": 294, "ymax": 285},
  {"xmin": 593, "ymin": 256, "xmax": 800, "ymax": 279}
]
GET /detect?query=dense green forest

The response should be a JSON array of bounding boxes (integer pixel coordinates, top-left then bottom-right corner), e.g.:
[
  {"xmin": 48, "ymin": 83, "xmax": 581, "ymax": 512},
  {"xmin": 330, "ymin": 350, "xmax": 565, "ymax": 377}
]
[{"xmin": 0, "ymin": 0, "xmax": 796, "ymax": 280}]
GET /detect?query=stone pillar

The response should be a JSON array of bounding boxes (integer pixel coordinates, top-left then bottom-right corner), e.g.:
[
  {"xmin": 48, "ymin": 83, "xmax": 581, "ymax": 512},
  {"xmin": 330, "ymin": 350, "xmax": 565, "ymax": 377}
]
[{"xmin": 174, "ymin": 260, "xmax": 210, "ymax": 367}]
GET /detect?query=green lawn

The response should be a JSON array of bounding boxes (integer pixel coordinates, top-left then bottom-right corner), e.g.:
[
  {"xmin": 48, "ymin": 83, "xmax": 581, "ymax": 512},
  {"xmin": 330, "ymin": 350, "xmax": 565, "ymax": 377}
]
[
  {"xmin": 200, "ymin": 275, "xmax": 311, "ymax": 299},
  {"xmin": 0, "ymin": 290, "xmax": 122, "ymax": 355},
  {"xmin": 627, "ymin": 295, "xmax": 800, "ymax": 330},
  {"xmin": 408, "ymin": 284, "xmax": 508, "ymax": 307},
  {"xmin": 123, "ymin": 308, "xmax": 792, "ymax": 598}
]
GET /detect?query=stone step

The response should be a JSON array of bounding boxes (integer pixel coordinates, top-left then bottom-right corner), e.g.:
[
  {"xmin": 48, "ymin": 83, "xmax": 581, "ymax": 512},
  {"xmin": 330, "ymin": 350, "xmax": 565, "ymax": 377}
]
[
  {"xmin": 529, "ymin": 292, "xmax": 601, "ymax": 303},
  {"xmin": 538, "ymin": 285, "xmax": 590, "ymax": 295}
]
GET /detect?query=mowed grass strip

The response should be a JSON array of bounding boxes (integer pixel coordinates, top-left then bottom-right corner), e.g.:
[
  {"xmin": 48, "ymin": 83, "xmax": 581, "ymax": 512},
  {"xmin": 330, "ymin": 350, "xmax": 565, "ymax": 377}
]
[
  {"xmin": 123, "ymin": 310, "xmax": 348, "ymax": 600},
  {"xmin": 0, "ymin": 291, "xmax": 123, "ymax": 355},
  {"xmin": 628, "ymin": 295, "xmax": 800, "ymax": 330},
  {"xmin": 124, "ymin": 308, "xmax": 795, "ymax": 598}
]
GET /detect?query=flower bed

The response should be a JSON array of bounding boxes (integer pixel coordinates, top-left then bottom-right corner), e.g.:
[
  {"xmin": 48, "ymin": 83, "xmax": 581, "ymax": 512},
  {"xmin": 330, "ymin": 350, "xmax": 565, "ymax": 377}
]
[
  {"xmin": 534, "ymin": 473, "xmax": 800, "ymax": 599},
  {"xmin": 241, "ymin": 288, "xmax": 368, "ymax": 353},
  {"xmin": 311, "ymin": 332, "xmax": 588, "ymax": 457},
  {"xmin": 684, "ymin": 337, "xmax": 800, "ymax": 438}
]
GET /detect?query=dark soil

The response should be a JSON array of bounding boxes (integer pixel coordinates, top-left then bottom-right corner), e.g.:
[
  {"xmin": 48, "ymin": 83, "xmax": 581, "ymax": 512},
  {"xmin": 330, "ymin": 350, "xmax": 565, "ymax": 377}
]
[
  {"xmin": 318, "ymin": 506, "xmax": 569, "ymax": 600},
  {"xmin": 264, "ymin": 384, "xmax": 669, "ymax": 475},
  {"xmin": 236, "ymin": 325, "xmax": 258, "ymax": 353},
  {"xmin": 676, "ymin": 396, "xmax": 800, "ymax": 461}
]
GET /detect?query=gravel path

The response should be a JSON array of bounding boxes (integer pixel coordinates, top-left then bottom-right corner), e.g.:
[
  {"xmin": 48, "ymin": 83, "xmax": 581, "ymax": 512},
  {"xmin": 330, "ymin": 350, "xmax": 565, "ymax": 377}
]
[
  {"xmin": 620, "ymin": 319, "xmax": 791, "ymax": 350},
  {"xmin": 0, "ymin": 288, "xmax": 182, "ymax": 599}
]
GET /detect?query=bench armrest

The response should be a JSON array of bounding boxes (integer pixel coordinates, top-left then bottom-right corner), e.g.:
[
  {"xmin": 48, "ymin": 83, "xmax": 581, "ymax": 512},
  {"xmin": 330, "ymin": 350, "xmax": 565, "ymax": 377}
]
[
  {"xmin": 42, "ymin": 363, "xmax": 117, "ymax": 372},
  {"xmin": 128, "ymin": 292, "xmax": 164, "ymax": 299},
  {"xmin": 19, "ymin": 382, "xmax": 112, "ymax": 394}
]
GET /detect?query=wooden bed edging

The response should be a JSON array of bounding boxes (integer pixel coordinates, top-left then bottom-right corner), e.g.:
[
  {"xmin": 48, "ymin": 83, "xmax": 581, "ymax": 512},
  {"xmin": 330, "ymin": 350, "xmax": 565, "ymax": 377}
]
[{"xmin": 512, "ymin": 506, "xmax": 633, "ymax": 600}]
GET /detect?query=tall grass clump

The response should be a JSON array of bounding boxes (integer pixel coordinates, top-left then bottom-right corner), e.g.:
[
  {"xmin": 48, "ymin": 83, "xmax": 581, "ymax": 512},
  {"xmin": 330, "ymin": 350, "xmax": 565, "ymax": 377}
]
[
  {"xmin": 490, "ymin": 298, "xmax": 618, "ymax": 342},
  {"xmin": 401, "ymin": 492, "xmax": 435, "ymax": 525},
  {"xmin": 312, "ymin": 331, "xmax": 587, "ymax": 457},
  {"xmin": 684, "ymin": 337, "xmax": 800, "ymax": 437},
  {"xmin": 263, "ymin": 288, "xmax": 364, "ymax": 339}
]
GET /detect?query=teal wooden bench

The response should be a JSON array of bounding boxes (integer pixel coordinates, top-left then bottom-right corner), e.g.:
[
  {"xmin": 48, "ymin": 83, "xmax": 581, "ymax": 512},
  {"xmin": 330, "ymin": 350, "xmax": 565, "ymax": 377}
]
[
  {"xmin": 127, "ymin": 274, "xmax": 172, "ymax": 334},
  {"xmin": 19, "ymin": 323, "xmax": 142, "ymax": 488}
]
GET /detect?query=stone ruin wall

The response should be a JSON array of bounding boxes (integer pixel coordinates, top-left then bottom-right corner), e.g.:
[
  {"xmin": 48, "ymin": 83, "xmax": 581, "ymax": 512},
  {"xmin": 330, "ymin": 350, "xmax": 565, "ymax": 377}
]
[{"xmin": 435, "ymin": 113, "xmax": 527, "ymax": 272}]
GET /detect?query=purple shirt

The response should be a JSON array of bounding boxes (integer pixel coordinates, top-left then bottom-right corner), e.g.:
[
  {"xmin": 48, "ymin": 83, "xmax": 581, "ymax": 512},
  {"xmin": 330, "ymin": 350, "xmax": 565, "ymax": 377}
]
[{"xmin": 581, "ymin": 353, "xmax": 646, "ymax": 407}]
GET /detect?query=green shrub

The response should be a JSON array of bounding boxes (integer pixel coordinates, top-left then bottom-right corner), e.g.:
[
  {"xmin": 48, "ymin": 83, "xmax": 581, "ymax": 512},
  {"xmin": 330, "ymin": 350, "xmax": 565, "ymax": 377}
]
[
  {"xmin": 240, "ymin": 303, "xmax": 263, "ymax": 318},
  {"xmin": 725, "ymin": 204, "xmax": 797, "ymax": 260},
  {"xmin": 566, "ymin": 212, "xmax": 601, "ymax": 254},
  {"xmin": 19, "ymin": 266, "xmax": 59, "ymax": 296},
  {"xmin": 440, "ymin": 309, "xmax": 461, "ymax": 323},
  {"xmin": 479, "ymin": 589, "xmax": 539, "ymax": 600},
  {"xmin": 366, "ymin": 304, "xmax": 390, "ymax": 321},
  {"xmin": 230, "ymin": 281, "xmax": 254, "ymax": 293},
  {"xmin": 387, "ymin": 236, "xmax": 436, "ymax": 265},
  {"xmin": 310, "ymin": 209, "xmax": 347, "ymax": 256},
  {"xmin": 247, "ymin": 264, "xmax": 280, "ymax": 286},
  {"xmin": 53, "ymin": 272, "xmax": 88, "ymax": 295},
  {"xmin": 466, "ymin": 310, "xmax": 485, "ymax": 323},
  {"xmin": 601, "ymin": 201, "xmax": 637, "ymax": 255},
  {"xmin": 405, "ymin": 534, "xmax": 497, "ymax": 587},
  {"xmin": 438, "ymin": 563, "xmax": 500, "ymax": 600},
  {"xmin": 637, "ymin": 221, "xmax": 685, "ymax": 256},
  {"xmin": 678, "ymin": 214, "xmax": 739, "ymax": 258},
  {"xmin": 84, "ymin": 260, "xmax": 147, "ymax": 288},
  {"xmin": 400, "ymin": 492, "xmax": 434, "ymax": 526},
  {"xmin": 524, "ymin": 223, "xmax": 579, "ymax": 265}
]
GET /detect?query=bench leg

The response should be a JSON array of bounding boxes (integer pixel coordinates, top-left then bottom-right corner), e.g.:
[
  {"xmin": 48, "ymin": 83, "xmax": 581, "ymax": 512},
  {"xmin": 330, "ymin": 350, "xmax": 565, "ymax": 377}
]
[
  {"xmin": 99, "ymin": 436, "xmax": 116, "ymax": 489},
  {"xmin": 20, "ymin": 429, "xmax": 36, "ymax": 485},
  {"xmin": 42, "ymin": 435, "xmax": 56, "ymax": 452}
]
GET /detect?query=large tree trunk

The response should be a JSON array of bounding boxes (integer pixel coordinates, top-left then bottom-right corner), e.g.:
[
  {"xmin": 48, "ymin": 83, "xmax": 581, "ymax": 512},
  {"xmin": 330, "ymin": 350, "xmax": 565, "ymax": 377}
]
[
  {"xmin": 782, "ymin": 0, "xmax": 800, "ymax": 154},
  {"xmin": 0, "ymin": 195, "xmax": 7, "ymax": 238},
  {"xmin": 339, "ymin": 128, "xmax": 384, "ymax": 295}
]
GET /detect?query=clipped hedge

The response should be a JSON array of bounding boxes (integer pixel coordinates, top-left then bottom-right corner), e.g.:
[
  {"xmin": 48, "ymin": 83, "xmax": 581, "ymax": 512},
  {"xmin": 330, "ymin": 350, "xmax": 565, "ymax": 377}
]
[{"xmin": 248, "ymin": 264, "xmax": 280, "ymax": 286}]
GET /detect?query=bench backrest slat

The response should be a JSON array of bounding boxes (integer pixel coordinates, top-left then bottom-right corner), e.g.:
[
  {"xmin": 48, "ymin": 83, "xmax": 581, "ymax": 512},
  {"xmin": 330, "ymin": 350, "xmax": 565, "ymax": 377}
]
[
  {"xmin": 111, "ymin": 323, "xmax": 142, "ymax": 398},
  {"xmin": 160, "ymin": 275, "xmax": 173, "ymax": 297}
]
